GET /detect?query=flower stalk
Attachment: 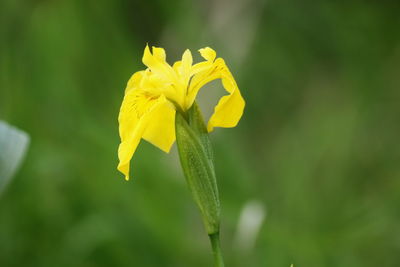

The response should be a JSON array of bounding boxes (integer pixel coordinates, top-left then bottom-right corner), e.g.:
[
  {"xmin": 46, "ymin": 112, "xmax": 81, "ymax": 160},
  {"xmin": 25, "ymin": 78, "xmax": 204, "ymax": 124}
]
[{"xmin": 209, "ymin": 232, "xmax": 225, "ymax": 267}]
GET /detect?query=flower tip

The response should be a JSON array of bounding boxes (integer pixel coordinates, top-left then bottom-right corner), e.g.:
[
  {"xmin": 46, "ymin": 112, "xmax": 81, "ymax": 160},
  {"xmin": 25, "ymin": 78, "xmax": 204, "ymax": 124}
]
[
  {"xmin": 199, "ymin": 47, "xmax": 216, "ymax": 62},
  {"xmin": 144, "ymin": 43, "xmax": 151, "ymax": 54},
  {"xmin": 125, "ymin": 175, "xmax": 130, "ymax": 181},
  {"xmin": 142, "ymin": 44, "xmax": 154, "ymax": 66},
  {"xmin": 143, "ymin": 44, "xmax": 149, "ymax": 58}
]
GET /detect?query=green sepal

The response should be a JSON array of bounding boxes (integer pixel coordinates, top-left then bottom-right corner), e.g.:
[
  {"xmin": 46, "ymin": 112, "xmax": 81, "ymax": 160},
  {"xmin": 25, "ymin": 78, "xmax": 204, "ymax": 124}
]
[
  {"xmin": 187, "ymin": 103, "xmax": 214, "ymax": 162},
  {"xmin": 175, "ymin": 103, "xmax": 220, "ymax": 235}
]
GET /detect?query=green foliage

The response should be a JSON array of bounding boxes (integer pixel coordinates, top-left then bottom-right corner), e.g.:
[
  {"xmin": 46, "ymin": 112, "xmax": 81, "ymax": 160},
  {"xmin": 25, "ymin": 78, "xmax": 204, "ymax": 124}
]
[{"xmin": 1, "ymin": 0, "xmax": 399, "ymax": 266}]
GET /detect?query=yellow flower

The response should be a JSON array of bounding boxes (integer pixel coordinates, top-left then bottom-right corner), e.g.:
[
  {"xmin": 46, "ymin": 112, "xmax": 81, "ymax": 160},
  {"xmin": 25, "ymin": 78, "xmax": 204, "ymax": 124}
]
[{"xmin": 118, "ymin": 45, "xmax": 245, "ymax": 180}]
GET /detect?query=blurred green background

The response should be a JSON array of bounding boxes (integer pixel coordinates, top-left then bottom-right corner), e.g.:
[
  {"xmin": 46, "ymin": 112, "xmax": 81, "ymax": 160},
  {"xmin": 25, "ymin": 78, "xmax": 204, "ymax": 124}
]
[{"xmin": 1, "ymin": 0, "xmax": 400, "ymax": 266}]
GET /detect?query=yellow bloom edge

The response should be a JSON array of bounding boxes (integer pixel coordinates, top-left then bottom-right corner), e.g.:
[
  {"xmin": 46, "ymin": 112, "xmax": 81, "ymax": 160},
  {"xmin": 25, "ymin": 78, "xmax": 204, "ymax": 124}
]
[{"xmin": 117, "ymin": 45, "xmax": 245, "ymax": 180}]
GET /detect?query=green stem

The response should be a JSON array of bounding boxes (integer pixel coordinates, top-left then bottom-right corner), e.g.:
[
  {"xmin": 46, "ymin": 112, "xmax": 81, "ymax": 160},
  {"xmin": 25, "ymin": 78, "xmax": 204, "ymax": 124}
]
[{"xmin": 209, "ymin": 232, "xmax": 225, "ymax": 267}]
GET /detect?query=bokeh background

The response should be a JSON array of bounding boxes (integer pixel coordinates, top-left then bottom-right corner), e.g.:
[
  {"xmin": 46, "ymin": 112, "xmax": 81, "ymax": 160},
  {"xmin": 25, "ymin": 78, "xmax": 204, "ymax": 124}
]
[{"xmin": 1, "ymin": 0, "xmax": 400, "ymax": 266}]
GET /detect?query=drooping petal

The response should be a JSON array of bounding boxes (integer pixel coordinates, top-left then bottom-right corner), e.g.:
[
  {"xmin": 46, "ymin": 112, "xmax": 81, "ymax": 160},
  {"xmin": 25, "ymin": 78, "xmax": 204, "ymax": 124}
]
[
  {"xmin": 118, "ymin": 91, "xmax": 169, "ymax": 180},
  {"xmin": 186, "ymin": 52, "xmax": 245, "ymax": 131},
  {"xmin": 207, "ymin": 67, "xmax": 245, "ymax": 132},
  {"xmin": 142, "ymin": 101, "xmax": 176, "ymax": 153}
]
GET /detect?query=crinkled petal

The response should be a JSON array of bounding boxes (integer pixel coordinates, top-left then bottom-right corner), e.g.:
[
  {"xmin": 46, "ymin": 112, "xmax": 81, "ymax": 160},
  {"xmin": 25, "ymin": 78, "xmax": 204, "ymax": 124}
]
[{"xmin": 118, "ymin": 92, "xmax": 168, "ymax": 180}]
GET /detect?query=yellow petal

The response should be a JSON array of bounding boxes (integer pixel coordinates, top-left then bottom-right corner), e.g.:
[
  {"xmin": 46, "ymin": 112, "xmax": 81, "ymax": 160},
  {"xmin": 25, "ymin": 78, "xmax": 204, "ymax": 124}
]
[
  {"xmin": 142, "ymin": 101, "xmax": 176, "ymax": 153},
  {"xmin": 175, "ymin": 49, "xmax": 192, "ymax": 94},
  {"xmin": 190, "ymin": 61, "xmax": 213, "ymax": 76},
  {"xmin": 139, "ymin": 69, "xmax": 167, "ymax": 95},
  {"xmin": 142, "ymin": 45, "xmax": 176, "ymax": 82},
  {"xmin": 188, "ymin": 47, "xmax": 217, "ymax": 78},
  {"xmin": 152, "ymin": 46, "xmax": 166, "ymax": 61},
  {"xmin": 186, "ymin": 52, "xmax": 245, "ymax": 131},
  {"xmin": 125, "ymin": 71, "xmax": 145, "ymax": 93},
  {"xmin": 173, "ymin": 61, "xmax": 182, "ymax": 73},
  {"xmin": 185, "ymin": 58, "xmax": 225, "ymax": 109},
  {"xmin": 207, "ymin": 67, "xmax": 245, "ymax": 132},
  {"xmin": 181, "ymin": 49, "xmax": 193, "ymax": 77},
  {"xmin": 199, "ymin": 47, "xmax": 216, "ymax": 62},
  {"xmin": 117, "ymin": 91, "xmax": 168, "ymax": 180}
]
